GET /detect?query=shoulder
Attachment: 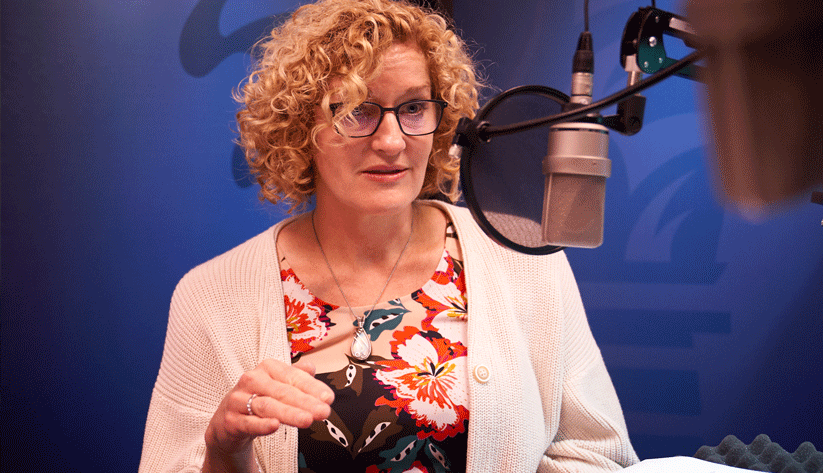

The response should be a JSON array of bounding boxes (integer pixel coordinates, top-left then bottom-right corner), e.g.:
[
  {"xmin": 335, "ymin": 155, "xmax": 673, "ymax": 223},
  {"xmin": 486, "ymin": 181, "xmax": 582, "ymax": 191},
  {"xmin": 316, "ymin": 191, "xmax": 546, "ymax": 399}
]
[
  {"xmin": 419, "ymin": 200, "xmax": 484, "ymax": 243},
  {"xmin": 421, "ymin": 200, "xmax": 471, "ymax": 224},
  {"xmin": 172, "ymin": 220, "xmax": 291, "ymax": 307},
  {"xmin": 423, "ymin": 201, "xmax": 568, "ymax": 264},
  {"xmin": 422, "ymin": 201, "xmax": 580, "ymax": 306}
]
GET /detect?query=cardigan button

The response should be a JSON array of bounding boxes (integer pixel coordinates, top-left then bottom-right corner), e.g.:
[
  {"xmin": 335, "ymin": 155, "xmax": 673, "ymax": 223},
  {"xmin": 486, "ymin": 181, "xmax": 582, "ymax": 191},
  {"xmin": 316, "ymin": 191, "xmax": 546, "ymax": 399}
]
[{"xmin": 473, "ymin": 364, "xmax": 491, "ymax": 383}]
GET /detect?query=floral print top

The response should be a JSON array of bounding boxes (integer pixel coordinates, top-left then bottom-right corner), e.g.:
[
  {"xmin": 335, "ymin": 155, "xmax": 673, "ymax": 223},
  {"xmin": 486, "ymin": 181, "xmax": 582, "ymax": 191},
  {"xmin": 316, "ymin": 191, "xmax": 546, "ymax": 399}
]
[{"xmin": 281, "ymin": 225, "xmax": 468, "ymax": 473}]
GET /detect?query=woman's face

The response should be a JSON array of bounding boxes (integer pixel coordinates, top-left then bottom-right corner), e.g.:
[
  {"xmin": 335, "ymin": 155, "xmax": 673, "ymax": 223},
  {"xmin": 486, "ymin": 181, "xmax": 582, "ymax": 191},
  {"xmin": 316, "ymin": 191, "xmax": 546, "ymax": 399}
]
[{"xmin": 313, "ymin": 42, "xmax": 434, "ymax": 217}]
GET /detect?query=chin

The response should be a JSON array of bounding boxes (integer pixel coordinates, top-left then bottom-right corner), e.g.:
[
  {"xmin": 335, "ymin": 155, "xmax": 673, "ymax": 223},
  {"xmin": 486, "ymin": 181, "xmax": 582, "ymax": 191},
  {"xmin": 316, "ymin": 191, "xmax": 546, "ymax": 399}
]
[{"xmin": 352, "ymin": 193, "xmax": 420, "ymax": 216}]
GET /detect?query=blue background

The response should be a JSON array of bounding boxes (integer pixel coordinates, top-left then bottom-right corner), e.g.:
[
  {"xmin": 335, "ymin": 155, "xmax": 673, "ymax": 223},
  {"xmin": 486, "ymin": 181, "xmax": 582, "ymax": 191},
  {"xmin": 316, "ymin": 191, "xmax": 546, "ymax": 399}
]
[{"xmin": 2, "ymin": 0, "xmax": 820, "ymax": 470}]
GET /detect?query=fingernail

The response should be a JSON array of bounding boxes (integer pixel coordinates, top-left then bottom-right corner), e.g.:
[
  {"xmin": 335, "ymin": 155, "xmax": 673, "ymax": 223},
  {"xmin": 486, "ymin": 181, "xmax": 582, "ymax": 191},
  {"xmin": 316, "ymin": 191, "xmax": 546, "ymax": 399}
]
[{"xmin": 320, "ymin": 391, "xmax": 333, "ymax": 403}]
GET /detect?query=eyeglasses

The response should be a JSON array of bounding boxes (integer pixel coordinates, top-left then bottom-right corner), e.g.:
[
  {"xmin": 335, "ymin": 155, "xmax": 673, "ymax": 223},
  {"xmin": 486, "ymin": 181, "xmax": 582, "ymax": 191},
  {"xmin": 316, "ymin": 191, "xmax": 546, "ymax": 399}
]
[{"xmin": 329, "ymin": 99, "xmax": 447, "ymax": 138}]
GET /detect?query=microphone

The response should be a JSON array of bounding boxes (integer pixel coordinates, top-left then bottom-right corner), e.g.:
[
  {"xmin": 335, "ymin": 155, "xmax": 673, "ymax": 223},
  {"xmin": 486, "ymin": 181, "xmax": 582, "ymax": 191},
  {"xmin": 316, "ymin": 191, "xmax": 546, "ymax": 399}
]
[
  {"xmin": 450, "ymin": 6, "xmax": 708, "ymax": 255},
  {"xmin": 541, "ymin": 31, "xmax": 612, "ymax": 248}
]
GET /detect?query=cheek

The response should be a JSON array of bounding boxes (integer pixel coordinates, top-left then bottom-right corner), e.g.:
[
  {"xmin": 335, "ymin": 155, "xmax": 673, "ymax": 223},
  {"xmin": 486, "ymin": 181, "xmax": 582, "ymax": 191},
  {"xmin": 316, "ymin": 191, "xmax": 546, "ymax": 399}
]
[
  {"xmin": 314, "ymin": 124, "xmax": 344, "ymax": 153},
  {"xmin": 415, "ymin": 136, "xmax": 435, "ymax": 164},
  {"xmin": 313, "ymin": 129, "xmax": 349, "ymax": 170}
]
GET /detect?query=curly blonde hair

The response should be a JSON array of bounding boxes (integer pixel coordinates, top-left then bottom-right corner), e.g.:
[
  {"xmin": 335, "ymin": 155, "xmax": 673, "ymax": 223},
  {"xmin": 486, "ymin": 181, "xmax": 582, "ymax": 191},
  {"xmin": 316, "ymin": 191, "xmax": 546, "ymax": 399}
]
[{"xmin": 235, "ymin": 0, "xmax": 481, "ymax": 212}]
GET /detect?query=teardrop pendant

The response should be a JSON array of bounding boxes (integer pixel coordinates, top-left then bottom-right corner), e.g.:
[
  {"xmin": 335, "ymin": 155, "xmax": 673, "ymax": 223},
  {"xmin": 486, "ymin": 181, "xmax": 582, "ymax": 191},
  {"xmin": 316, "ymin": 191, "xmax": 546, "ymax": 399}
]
[{"xmin": 351, "ymin": 327, "xmax": 372, "ymax": 361}]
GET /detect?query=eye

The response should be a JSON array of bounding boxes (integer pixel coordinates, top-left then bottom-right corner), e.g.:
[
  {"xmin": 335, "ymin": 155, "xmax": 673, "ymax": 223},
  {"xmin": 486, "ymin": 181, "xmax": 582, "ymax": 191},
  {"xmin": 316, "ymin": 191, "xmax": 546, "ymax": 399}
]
[
  {"xmin": 399, "ymin": 101, "xmax": 426, "ymax": 116},
  {"xmin": 350, "ymin": 104, "xmax": 367, "ymax": 117},
  {"xmin": 331, "ymin": 103, "xmax": 370, "ymax": 119}
]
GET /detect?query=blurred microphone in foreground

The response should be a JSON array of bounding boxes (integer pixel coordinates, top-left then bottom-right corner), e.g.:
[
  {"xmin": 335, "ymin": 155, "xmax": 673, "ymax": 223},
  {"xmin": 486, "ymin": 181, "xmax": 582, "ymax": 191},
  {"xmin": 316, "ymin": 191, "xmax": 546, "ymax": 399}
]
[{"xmin": 686, "ymin": 0, "xmax": 823, "ymax": 215}]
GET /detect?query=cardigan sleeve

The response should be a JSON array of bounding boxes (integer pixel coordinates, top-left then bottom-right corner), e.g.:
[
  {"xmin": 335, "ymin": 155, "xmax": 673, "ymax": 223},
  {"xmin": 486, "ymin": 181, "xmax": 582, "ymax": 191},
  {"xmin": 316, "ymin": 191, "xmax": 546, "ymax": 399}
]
[
  {"xmin": 138, "ymin": 237, "xmax": 269, "ymax": 473},
  {"xmin": 139, "ymin": 272, "xmax": 227, "ymax": 472},
  {"xmin": 539, "ymin": 252, "xmax": 639, "ymax": 472},
  {"xmin": 139, "ymin": 225, "xmax": 295, "ymax": 473}
]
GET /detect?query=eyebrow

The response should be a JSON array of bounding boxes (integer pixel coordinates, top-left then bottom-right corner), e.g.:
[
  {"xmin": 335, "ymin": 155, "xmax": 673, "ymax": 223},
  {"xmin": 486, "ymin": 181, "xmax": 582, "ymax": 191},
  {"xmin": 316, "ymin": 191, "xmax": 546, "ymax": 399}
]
[
  {"xmin": 404, "ymin": 85, "xmax": 432, "ymax": 94},
  {"xmin": 367, "ymin": 85, "xmax": 432, "ymax": 101}
]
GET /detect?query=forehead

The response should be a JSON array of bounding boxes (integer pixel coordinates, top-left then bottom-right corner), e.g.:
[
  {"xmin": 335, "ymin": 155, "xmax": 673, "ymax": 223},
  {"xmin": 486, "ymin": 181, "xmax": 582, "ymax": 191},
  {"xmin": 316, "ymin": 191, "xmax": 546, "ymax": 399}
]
[{"xmin": 366, "ymin": 42, "xmax": 431, "ymax": 100}]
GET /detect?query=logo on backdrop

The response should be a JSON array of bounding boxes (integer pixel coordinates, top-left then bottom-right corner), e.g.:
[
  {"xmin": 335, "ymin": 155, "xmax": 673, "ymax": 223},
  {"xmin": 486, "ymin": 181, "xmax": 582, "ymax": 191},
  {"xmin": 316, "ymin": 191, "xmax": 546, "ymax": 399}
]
[
  {"xmin": 180, "ymin": 0, "xmax": 292, "ymax": 188},
  {"xmin": 180, "ymin": 0, "xmax": 291, "ymax": 78},
  {"xmin": 574, "ymin": 142, "xmax": 727, "ymax": 285}
]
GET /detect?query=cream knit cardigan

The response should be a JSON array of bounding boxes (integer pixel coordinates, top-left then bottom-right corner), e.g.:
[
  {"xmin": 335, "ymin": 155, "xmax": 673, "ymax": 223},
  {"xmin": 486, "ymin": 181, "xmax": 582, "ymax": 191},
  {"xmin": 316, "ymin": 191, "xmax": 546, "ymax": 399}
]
[{"xmin": 139, "ymin": 201, "xmax": 638, "ymax": 472}]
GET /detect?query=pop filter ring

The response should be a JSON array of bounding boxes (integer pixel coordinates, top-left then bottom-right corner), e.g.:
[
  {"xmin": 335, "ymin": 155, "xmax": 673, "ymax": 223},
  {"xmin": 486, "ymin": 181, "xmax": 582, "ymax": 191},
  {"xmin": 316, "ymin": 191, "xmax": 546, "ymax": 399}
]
[
  {"xmin": 459, "ymin": 85, "xmax": 569, "ymax": 255},
  {"xmin": 457, "ymin": 51, "xmax": 704, "ymax": 255}
]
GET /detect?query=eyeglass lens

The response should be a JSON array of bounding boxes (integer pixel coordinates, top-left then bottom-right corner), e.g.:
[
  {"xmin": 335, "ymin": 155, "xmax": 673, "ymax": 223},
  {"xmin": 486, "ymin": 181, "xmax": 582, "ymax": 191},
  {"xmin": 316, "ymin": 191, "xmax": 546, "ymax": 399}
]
[{"xmin": 335, "ymin": 100, "xmax": 443, "ymax": 137}]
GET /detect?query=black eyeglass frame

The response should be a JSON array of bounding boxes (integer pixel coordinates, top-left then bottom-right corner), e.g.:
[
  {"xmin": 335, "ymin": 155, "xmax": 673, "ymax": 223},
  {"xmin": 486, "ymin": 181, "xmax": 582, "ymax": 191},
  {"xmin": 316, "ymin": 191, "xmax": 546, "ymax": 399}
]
[{"xmin": 328, "ymin": 99, "xmax": 448, "ymax": 138}]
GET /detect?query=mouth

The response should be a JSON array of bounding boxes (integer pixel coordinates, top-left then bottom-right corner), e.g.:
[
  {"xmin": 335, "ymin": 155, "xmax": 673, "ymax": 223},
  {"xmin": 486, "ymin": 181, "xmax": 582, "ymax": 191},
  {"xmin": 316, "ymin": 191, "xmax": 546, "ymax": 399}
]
[
  {"xmin": 361, "ymin": 166, "xmax": 410, "ymax": 182},
  {"xmin": 363, "ymin": 167, "xmax": 408, "ymax": 175}
]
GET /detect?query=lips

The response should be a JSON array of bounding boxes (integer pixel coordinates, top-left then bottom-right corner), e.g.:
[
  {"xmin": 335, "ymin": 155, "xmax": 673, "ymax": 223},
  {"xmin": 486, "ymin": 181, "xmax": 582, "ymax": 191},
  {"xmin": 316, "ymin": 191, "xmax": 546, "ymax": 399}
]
[
  {"xmin": 361, "ymin": 166, "xmax": 410, "ymax": 183},
  {"xmin": 363, "ymin": 166, "xmax": 407, "ymax": 175}
]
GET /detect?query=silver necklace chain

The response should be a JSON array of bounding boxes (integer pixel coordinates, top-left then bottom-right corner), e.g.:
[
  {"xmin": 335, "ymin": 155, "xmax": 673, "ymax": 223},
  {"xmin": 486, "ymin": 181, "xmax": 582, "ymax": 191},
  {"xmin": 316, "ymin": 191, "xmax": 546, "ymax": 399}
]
[{"xmin": 311, "ymin": 209, "xmax": 414, "ymax": 339}]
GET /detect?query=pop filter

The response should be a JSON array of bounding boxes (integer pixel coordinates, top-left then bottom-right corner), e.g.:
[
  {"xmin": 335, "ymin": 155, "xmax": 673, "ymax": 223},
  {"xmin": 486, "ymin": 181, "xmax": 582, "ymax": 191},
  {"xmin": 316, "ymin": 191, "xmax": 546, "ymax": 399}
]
[{"xmin": 459, "ymin": 85, "xmax": 569, "ymax": 255}]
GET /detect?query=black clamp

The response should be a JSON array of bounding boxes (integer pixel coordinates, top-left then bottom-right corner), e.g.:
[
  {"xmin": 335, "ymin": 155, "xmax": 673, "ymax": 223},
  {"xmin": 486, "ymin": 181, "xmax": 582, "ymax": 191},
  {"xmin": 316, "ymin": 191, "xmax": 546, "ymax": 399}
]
[{"xmin": 620, "ymin": 7, "xmax": 704, "ymax": 80}]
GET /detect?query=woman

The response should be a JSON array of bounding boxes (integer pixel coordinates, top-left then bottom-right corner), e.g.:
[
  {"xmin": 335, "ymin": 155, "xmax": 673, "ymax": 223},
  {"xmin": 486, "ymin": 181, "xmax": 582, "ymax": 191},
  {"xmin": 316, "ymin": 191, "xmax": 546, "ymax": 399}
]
[{"xmin": 140, "ymin": 0, "xmax": 639, "ymax": 472}]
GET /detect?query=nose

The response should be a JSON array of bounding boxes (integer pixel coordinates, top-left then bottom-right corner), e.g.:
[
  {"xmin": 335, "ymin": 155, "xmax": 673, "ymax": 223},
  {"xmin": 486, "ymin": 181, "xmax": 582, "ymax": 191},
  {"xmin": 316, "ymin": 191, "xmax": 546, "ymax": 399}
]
[{"xmin": 370, "ymin": 111, "xmax": 406, "ymax": 156}]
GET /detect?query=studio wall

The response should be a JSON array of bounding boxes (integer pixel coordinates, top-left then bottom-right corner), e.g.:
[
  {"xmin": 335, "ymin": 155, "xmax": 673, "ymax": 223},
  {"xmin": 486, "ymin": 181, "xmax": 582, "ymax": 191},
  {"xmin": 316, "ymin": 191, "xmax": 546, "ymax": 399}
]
[{"xmin": 2, "ymin": 0, "xmax": 820, "ymax": 470}]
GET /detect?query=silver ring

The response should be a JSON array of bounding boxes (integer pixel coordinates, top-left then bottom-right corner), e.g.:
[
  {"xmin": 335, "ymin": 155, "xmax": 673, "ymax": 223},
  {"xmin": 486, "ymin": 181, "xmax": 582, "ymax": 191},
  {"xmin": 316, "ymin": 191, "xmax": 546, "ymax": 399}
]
[{"xmin": 246, "ymin": 393, "xmax": 258, "ymax": 416}]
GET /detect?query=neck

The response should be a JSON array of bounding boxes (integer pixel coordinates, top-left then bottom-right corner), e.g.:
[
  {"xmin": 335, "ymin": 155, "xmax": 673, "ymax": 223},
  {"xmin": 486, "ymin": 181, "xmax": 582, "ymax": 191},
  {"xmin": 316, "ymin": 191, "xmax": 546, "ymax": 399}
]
[{"xmin": 311, "ymin": 203, "xmax": 416, "ymax": 268}]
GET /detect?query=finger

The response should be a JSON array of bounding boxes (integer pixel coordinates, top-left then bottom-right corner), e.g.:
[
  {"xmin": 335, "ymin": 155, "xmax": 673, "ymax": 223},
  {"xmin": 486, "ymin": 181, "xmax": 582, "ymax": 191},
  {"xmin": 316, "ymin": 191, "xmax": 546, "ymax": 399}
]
[
  {"xmin": 259, "ymin": 360, "xmax": 334, "ymax": 405},
  {"xmin": 225, "ymin": 407, "xmax": 282, "ymax": 437},
  {"xmin": 250, "ymin": 394, "xmax": 324, "ymax": 428},
  {"xmin": 235, "ymin": 362, "xmax": 328, "ymax": 404},
  {"xmin": 207, "ymin": 403, "xmax": 281, "ymax": 452},
  {"xmin": 293, "ymin": 358, "xmax": 316, "ymax": 376},
  {"xmin": 258, "ymin": 381, "xmax": 332, "ymax": 420},
  {"xmin": 235, "ymin": 378, "xmax": 330, "ymax": 425},
  {"xmin": 232, "ymin": 370, "xmax": 330, "ymax": 425},
  {"xmin": 291, "ymin": 360, "xmax": 335, "ymax": 404}
]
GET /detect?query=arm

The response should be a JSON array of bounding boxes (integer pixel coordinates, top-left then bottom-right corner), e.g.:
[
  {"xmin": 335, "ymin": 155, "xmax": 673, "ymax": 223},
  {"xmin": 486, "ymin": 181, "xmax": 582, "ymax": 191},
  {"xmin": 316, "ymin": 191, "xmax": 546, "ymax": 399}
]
[
  {"xmin": 539, "ymin": 253, "xmax": 639, "ymax": 472},
  {"xmin": 139, "ymin": 275, "xmax": 230, "ymax": 472},
  {"xmin": 139, "ymin": 265, "xmax": 333, "ymax": 473}
]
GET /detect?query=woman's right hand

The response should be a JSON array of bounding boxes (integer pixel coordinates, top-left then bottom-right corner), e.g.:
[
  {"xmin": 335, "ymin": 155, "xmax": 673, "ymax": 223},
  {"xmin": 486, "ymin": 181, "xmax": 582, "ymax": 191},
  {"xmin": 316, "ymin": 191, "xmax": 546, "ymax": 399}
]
[{"xmin": 203, "ymin": 358, "xmax": 334, "ymax": 470}]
